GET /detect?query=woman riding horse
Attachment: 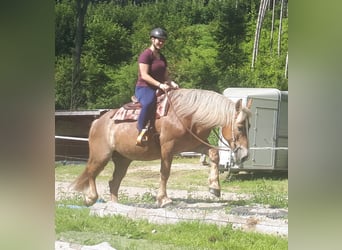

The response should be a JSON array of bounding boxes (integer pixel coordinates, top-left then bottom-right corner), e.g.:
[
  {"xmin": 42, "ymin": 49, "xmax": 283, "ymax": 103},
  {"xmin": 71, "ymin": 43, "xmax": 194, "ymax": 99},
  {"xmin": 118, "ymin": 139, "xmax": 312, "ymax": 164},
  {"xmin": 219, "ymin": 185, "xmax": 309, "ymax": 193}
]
[
  {"xmin": 71, "ymin": 88, "xmax": 252, "ymax": 208},
  {"xmin": 135, "ymin": 27, "xmax": 179, "ymax": 146}
]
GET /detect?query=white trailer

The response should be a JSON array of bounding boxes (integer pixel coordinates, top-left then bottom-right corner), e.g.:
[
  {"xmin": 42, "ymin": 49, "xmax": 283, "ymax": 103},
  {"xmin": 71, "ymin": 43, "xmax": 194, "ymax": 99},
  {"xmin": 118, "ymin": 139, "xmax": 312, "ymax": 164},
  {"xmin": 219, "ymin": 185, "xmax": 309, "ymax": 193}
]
[{"xmin": 219, "ymin": 88, "xmax": 288, "ymax": 174}]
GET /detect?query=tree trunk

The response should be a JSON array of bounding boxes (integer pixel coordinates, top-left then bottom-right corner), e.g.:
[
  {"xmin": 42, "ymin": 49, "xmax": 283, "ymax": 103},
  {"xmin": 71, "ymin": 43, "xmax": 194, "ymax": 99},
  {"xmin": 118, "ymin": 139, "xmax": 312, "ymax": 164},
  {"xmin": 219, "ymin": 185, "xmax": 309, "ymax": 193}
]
[
  {"xmin": 251, "ymin": 0, "xmax": 269, "ymax": 69},
  {"xmin": 284, "ymin": 51, "xmax": 288, "ymax": 78},
  {"xmin": 277, "ymin": 0, "xmax": 284, "ymax": 57},
  {"xmin": 270, "ymin": 0, "xmax": 276, "ymax": 53},
  {"xmin": 70, "ymin": 0, "xmax": 90, "ymax": 110}
]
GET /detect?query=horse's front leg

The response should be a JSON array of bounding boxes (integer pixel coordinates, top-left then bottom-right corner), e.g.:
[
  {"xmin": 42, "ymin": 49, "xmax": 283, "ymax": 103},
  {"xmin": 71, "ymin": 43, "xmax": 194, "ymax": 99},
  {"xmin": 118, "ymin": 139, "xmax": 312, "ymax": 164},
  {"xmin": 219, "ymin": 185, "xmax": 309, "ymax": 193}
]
[
  {"xmin": 157, "ymin": 153, "xmax": 173, "ymax": 208},
  {"xmin": 208, "ymin": 148, "xmax": 221, "ymax": 197}
]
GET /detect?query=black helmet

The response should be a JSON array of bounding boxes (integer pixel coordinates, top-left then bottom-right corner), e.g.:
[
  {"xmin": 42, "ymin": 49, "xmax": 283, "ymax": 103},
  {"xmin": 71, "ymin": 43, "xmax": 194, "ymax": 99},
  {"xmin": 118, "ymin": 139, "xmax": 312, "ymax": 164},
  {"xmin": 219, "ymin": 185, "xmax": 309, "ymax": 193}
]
[{"xmin": 150, "ymin": 28, "xmax": 167, "ymax": 40}]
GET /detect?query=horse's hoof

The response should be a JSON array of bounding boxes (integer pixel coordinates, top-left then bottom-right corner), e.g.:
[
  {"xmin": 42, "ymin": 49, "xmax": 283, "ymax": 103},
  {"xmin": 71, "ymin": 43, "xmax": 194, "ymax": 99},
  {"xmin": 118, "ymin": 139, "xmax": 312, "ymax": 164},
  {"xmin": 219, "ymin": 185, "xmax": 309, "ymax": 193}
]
[
  {"xmin": 84, "ymin": 194, "xmax": 98, "ymax": 206},
  {"xmin": 209, "ymin": 188, "xmax": 221, "ymax": 197},
  {"xmin": 84, "ymin": 198, "xmax": 96, "ymax": 207},
  {"xmin": 157, "ymin": 197, "xmax": 173, "ymax": 208}
]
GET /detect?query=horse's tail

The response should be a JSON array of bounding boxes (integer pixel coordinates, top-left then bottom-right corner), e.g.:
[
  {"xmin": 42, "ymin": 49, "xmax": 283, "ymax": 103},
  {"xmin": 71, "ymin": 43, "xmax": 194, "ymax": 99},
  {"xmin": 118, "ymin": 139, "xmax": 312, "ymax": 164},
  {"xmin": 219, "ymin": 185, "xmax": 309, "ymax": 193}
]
[
  {"xmin": 69, "ymin": 109, "xmax": 117, "ymax": 193},
  {"xmin": 69, "ymin": 169, "xmax": 90, "ymax": 192},
  {"xmin": 69, "ymin": 117, "xmax": 99, "ymax": 193}
]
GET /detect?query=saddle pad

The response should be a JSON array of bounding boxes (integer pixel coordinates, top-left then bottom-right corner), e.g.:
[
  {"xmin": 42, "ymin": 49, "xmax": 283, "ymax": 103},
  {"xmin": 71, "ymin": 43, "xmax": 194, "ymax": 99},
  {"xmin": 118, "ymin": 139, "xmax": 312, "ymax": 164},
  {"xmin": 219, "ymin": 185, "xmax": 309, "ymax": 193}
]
[{"xmin": 112, "ymin": 94, "xmax": 169, "ymax": 122}]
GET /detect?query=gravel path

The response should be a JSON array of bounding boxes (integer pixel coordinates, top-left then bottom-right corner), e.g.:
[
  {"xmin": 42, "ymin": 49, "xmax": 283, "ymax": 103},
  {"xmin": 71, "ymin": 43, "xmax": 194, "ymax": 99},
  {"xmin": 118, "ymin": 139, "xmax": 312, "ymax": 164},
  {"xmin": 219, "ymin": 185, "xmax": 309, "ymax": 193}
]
[
  {"xmin": 55, "ymin": 163, "xmax": 288, "ymax": 249},
  {"xmin": 55, "ymin": 181, "xmax": 287, "ymax": 237},
  {"xmin": 55, "ymin": 241, "xmax": 116, "ymax": 250}
]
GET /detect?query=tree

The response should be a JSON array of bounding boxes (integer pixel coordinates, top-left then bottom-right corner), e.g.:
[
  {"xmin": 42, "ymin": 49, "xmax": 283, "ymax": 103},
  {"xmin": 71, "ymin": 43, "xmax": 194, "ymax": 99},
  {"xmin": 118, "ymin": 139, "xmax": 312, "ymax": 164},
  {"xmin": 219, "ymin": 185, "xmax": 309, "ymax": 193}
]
[
  {"xmin": 55, "ymin": 1, "xmax": 76, "ymax": 56},
  {"xmin": 251, "ymin": 0, "xmax": 269, "ymax": 69},
  {"xmin": 277, "ymin": 0, "xmax": 284, "ymax": 56},
  {"xmin": 214, "ymin": 1, "xmax": 247, "ymax": 70},
  {"xmin": 176, "ymin": 24, "xmax": 219, "ymax": 91},
  {"xmin": 55, "ymin": 56, "xmax": 73, "ymax": 109},
  {"xmin": 70, "ymin": 0, "xmax": 90, "ymax": 110},
  {"xmin": 55, "ymin": 0, "xmax": 288, "ymax": 110},
  {"xmin": 270, "ymin": 0, "xmax": 276, "ymax": 53},
  {"xmin": 83, "ymin": 6, "xmax": 132, "ymax": 66}
]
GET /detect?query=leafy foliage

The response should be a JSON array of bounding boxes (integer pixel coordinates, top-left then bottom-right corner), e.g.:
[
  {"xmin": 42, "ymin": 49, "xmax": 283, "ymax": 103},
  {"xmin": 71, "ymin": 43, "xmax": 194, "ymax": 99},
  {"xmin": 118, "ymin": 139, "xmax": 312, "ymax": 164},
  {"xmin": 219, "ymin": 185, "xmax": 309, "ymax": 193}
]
[
  {"xmin": 55, "ymin": 56, "xmax": 73, "ymax": 109},
  {"xmin": 55, "ymin": 0, "xmax": 288, "ymax": 110},
  {"xmin": 55, "ymin": 1, "xmax": 76, "ymax": 56},
  {"xmin": 84, "ymin": 4, "xmax": 133, "ymax": 66}
]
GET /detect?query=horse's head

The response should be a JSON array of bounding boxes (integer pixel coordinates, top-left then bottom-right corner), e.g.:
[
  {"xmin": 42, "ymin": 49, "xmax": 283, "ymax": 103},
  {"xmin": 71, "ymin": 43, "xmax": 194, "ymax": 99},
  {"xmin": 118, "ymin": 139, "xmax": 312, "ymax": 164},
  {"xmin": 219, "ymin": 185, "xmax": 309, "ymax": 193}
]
[{"xmin": 222, "ymin": 99, "xmax": 252, "ymax": 165}]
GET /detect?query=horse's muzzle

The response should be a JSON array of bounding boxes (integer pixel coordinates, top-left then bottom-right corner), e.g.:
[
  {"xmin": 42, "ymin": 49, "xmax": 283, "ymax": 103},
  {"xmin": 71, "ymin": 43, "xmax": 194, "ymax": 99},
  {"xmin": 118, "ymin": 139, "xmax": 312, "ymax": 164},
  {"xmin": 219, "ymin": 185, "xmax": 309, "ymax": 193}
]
[
  {"xmin": 241, "ymin": 154, "xmax": 249, "ymax": 163},
  {"xmin": 233, "ymin": 147, "xmax": 249, "ymax": 165}
]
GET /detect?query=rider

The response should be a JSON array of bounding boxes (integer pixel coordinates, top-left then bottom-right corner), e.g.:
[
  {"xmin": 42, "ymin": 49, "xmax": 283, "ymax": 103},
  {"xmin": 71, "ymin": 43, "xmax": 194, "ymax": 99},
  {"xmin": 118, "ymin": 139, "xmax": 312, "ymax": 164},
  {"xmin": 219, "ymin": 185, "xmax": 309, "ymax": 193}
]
[{"xmin": 135, "ymin": 27, "xmax": 179, "ymax": 146}]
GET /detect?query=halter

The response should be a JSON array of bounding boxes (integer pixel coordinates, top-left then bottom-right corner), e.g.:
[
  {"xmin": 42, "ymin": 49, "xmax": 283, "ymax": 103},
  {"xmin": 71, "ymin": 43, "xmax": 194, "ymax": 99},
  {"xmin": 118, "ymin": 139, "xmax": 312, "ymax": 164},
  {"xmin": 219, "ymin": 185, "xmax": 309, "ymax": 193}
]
[
  {"xmin": 230, "ymin": 111, "xmax": 239, "ymax": 153},
  {"xmin": 231, "ymin": 109, "xmax": 236, "ymax": 143},
  {"xmin": 230, "ymin": 108, "xmax": 250, "ymax": 153}
]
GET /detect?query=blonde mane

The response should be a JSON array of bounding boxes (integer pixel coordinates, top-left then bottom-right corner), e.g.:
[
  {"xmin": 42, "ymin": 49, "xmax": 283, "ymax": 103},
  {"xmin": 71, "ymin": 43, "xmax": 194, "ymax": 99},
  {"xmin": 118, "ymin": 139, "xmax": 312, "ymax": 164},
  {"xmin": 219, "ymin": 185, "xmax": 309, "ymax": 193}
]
[{"xmin": 169, "ymin": 89, "xmax": 237, "ymax": 128}]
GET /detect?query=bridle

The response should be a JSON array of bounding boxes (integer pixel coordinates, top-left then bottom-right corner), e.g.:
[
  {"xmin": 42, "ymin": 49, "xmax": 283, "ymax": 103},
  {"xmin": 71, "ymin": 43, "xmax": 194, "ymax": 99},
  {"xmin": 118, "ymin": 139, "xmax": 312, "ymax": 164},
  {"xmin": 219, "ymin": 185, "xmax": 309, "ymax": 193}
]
[{"xmin": 229, "ymin": 110, "xmax": 250, "ymax": 153}]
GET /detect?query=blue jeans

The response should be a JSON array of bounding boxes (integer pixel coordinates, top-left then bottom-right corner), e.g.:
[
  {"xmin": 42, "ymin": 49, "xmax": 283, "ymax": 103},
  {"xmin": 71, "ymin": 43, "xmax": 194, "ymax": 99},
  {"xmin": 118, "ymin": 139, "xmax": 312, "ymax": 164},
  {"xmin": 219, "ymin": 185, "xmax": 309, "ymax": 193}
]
[{"xmin": 135, "ymin": 86, "xmax": 157, "ymax": 132}]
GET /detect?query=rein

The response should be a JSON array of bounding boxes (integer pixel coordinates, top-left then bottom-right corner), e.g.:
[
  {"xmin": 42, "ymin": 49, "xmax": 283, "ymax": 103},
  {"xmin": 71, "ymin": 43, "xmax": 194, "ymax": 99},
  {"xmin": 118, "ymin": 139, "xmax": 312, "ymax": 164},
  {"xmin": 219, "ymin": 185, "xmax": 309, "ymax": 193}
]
[{"xmin": 164, "ymin": 90, "xmax": 233, "ymax": 152}]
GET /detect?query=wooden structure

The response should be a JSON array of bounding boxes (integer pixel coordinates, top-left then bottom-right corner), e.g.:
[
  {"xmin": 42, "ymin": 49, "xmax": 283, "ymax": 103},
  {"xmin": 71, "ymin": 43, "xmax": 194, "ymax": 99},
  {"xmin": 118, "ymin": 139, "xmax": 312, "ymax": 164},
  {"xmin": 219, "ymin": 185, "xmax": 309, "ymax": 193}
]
[{"xmin": 55, "ymin": 110, "xmax": 108, "ymax": 163}]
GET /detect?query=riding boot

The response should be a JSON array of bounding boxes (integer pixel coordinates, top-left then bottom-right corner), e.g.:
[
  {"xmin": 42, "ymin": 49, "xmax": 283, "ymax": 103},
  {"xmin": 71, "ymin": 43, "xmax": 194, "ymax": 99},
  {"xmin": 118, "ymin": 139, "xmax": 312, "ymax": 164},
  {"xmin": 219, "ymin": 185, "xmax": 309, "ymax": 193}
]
[{"xmin": 136, "ymin": 128, "xmax": 148, "ymax": 146}]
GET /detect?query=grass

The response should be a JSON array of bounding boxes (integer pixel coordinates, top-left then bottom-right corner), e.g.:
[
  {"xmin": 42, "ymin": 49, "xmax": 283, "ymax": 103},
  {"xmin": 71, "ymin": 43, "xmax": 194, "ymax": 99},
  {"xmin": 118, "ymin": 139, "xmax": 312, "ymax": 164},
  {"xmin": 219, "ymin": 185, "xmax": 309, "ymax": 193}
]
[
  {"xmin": 222, "ymin": 176, "xmax": 288, "ymax": 208},
  {"xmin": 55, "ymin": 157, "xmax": 201, "ymax": 182},
  {"xmin": 251, "ymin": 178, "xmax": 288, "ymax": 208},
  {"xmin": 56, "ymin": 198, "xmax": 288, "ymax": 250},
  {"xmin": 56, "ymin": 158, "xmax": 288, "ymax": 248},
  {"xmin": 55, "ymin": 157, "xmax": 211, "ymax": 193}
]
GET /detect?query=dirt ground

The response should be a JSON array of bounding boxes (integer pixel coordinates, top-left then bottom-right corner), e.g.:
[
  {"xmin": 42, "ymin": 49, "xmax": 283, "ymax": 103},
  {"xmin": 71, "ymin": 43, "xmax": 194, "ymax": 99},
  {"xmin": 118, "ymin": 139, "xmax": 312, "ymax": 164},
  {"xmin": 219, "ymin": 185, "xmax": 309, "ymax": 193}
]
[{"xmin": 55, "ymin": 163, "xmax": 288, "ymax": 238}]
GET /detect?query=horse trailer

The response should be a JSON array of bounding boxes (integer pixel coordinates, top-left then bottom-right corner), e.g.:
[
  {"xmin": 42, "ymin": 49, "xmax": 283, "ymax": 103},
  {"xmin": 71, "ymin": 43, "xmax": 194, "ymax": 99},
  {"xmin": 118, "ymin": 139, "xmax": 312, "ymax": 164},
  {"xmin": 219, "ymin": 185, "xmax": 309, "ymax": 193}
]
[{"xmin": 219, "ymin": 88, "xmax": 288, "ymax": 174}]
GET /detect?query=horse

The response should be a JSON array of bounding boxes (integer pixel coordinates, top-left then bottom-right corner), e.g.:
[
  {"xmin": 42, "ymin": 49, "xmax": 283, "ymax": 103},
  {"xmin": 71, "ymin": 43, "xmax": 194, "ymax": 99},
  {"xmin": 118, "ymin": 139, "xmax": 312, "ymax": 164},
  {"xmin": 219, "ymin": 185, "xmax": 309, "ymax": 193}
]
[{"xmin": 71, "ymin": 88, "xmax": 252, "ymax": 207}]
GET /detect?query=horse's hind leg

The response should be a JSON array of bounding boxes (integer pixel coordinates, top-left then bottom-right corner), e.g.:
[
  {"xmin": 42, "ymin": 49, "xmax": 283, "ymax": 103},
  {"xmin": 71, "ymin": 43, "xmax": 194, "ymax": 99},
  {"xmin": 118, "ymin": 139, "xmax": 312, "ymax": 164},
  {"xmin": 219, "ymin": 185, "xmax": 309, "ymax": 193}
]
[
  {"xmin": 86, "ymin": 155, "xmax": 111, "ymax": 205},
  {"xmin": 71, "ymin": 128, "xmax": 112, "ymax": 205},
  {"xmin": 72, "ymin": 151, "xmax": 111, "ymax": 206},
  {"xmin": 109, "ymin": 153, "xmax": 132, "ymax": 202}
]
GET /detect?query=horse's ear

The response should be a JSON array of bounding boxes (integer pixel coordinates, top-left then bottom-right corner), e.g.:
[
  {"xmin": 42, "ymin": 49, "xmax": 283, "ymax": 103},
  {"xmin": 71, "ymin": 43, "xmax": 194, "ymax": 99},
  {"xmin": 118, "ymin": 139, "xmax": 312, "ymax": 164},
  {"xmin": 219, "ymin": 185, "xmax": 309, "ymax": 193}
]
[
  {"xmin": 247, "ymin": 98, "xmax": 253, "ymax": 109},
  {"xmin": 235, "ymin": 99, "xmax": 243, "ymax": 112}
]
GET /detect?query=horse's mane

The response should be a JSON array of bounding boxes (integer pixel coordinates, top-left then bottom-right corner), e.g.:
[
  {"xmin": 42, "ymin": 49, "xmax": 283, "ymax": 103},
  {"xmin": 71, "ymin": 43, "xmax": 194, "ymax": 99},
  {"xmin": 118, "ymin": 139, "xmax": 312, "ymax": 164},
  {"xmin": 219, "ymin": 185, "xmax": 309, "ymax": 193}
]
[{"xmin": 169, "ymin": 89, "xmax": 238, "ymax": 128}]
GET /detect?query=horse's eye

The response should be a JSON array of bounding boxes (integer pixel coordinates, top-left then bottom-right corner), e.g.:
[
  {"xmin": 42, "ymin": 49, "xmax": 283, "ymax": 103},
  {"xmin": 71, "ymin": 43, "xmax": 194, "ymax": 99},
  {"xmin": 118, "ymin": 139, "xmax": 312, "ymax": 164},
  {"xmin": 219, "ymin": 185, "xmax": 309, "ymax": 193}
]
[{"xmin": 237, "ymin": 126, "xmax": 243, "ymax": 132}]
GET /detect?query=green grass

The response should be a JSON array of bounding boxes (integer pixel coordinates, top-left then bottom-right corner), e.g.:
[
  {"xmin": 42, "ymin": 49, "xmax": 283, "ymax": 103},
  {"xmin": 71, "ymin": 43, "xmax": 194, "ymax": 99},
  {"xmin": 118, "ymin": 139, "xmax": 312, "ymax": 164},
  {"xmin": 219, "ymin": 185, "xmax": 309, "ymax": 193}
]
[
  {"xmin": 56, "ymin": 159, "xmax": 288, "ymax": 249},
  {"xmin": 251, "ymin": 178, "xmax": 288, "ymax": 208},
  {"xmin": 56, "ymin": 198, "xmax": 288, "ymax": 250},
  {"xmin": 55, "ymin": 157, "xmax": 211, "ymax": 193},
  {"xmin": 221, "ymin": 175, "xmax": 288, "ymax": 208},
  {"xmin": 55, "ymin": 157, "xmax": 200, "ymax": 182}
]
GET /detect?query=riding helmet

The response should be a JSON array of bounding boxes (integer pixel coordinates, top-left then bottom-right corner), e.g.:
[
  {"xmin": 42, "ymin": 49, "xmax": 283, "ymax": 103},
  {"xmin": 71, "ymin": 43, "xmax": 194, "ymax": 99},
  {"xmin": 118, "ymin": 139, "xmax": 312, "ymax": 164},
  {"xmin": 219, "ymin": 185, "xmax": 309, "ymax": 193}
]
[{"xmin": 150, "ymin": 28, "xmax": 167, "ymax": 40}]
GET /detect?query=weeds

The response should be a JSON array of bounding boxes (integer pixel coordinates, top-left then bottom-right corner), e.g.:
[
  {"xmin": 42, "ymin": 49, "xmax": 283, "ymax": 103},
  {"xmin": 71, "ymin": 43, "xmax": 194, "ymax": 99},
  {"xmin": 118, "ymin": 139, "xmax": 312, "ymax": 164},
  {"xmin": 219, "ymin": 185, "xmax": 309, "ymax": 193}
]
[
  {"xmin": 56, "ymin": 199, "xmax": 288, "ymax": 249},
  {"xmin": 56, "ymin": 160, "xmax": 288, "ymax": 249},
  {"xmin": 252, "ymin": 179, "xmax": 288, "ymax": 208}
]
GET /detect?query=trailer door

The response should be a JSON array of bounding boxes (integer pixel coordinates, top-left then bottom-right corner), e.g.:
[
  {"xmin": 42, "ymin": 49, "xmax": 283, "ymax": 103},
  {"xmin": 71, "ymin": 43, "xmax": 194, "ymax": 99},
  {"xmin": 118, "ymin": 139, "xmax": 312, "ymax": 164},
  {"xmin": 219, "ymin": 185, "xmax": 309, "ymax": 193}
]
[{"xmin": 250, "ymin": 98, "xmax": 278, "ymax": 168}]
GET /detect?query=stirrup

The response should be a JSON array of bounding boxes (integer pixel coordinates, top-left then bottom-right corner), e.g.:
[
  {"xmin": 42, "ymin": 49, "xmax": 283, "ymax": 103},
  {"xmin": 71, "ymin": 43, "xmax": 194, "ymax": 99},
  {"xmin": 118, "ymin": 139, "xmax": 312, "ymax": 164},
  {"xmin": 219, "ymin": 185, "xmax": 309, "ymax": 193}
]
[
  {"xmin": 136, "ymin": 128, "xmax": 148, "ymax": 146},
  {"xmin": 131, "ymin": 95, "xmax": 138, "ymax": 103}
]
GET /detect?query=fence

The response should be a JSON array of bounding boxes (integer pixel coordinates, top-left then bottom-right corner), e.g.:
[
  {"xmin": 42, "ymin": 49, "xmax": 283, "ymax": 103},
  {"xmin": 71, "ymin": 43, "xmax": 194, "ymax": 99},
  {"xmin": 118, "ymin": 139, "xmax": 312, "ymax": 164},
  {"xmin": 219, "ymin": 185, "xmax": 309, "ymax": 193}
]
[{"xmin": 55, "ymin": 110, "xmax": 107, "ymax": 163}]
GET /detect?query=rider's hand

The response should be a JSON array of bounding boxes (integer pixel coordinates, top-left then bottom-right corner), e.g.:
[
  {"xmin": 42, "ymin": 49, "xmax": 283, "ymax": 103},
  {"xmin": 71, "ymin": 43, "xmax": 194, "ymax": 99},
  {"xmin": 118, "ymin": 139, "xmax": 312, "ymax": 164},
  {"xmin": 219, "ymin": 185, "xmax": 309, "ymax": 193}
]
[
  {"xmin": 159, "ymin": 83, "xmax": 170, "ymax": 92},
  {"xmin": 170, "ymin": 81, "xmax": 179, "ymax": 89}
]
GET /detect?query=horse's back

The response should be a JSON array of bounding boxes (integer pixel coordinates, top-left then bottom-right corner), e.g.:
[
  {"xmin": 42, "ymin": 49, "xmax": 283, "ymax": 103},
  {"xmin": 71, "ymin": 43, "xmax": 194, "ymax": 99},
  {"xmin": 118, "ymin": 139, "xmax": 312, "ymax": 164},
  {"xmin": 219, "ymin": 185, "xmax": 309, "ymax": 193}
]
[
  {"xmin": 90, "ymin": 109, "xmax": 117, "ymax": 126},
  {"xmin": 88, "ymin": 109, "xmax": 118, "ymax": 143}
]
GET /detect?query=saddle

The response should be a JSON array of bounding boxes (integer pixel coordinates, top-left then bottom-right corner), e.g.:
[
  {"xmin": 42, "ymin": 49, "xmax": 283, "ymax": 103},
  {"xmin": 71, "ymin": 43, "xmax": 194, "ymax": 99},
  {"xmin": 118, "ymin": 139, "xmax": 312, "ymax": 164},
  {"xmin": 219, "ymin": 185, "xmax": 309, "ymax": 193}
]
[{"xmin": 112, "ymin": 93, "xmax": 169, "ymax": 123}]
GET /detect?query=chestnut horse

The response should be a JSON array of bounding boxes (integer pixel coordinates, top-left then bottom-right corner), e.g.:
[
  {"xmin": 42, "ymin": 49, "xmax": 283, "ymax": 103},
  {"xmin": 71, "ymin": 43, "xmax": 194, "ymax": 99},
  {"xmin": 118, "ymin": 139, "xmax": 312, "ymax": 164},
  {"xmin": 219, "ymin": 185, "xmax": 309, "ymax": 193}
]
[{"xmin": 71, "ymin": 88, "xmax": 252, "ymax": 207}]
